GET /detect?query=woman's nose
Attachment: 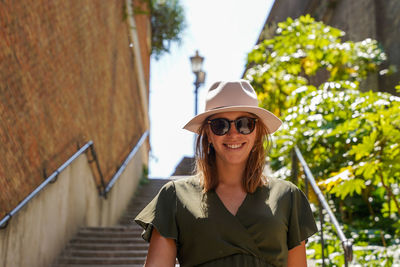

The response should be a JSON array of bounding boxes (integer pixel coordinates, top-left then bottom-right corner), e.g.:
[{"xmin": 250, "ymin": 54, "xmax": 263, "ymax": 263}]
[{"xmin": 227, "ymin": 121, "xmax": 240, "ymax": 136}]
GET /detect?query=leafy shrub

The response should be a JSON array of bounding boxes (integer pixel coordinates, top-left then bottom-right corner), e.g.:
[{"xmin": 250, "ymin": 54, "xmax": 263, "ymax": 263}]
[
  {"xmin": 307, "ymin": 218, "xmax": 400, "ymax": 266},
  {"xmin": 271, "ymin": 84, "xmax": 400, "ymax": 223},
  {"xmin": 245, "ymin": 15, "xmax": 386, "ymax": 116},
  {"xmin": 245, "ymin": 15, "xmax": 400, "ymax": 265}
]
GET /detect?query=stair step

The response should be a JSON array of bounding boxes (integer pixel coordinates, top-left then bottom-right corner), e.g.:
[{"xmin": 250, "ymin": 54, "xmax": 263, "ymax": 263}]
[
  {"xmin": 79, "ymin": 225, "xmax": 142, "ymax": 231},
  {"xmin": 118, "ymin": 221, "xmax": 137, "ymax": 226},
  {"xmin": 118, "ymin": 217, "xmax": 140, "ymax": 223},
  {"xmin": 77, "ymin": 231, "xmax": 141, "ymax": 238},
  {"xmin": 54, "ymin": 265, "xmax": 144, "ymax": 267},
  {"xmin": 53, "ymin": 179, "xmax": 169, "ymax": 266},
  {"xmin": 64, "ymin": 250, "xmax": 147, "ymax": 257},
  {"xmin": 66, "ymin": 243, "xmax": 148, "ymax": 251},
  {"xmin": 120, "ymin": 212, "xmax": 143, "ymax": 216},
  {"xmin": 70, "ymin": 237, "xmax": 145, "ymax": 244},
  {"xmin": 57, "ymin": 256, "xmax": 147, "ymax": 264},
  {"xmin": 122, "ymin": 206, "xmax": 148, "ymax": 210}
]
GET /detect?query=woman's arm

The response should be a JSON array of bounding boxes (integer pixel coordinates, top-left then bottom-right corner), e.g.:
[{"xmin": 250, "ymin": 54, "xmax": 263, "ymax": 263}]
[
  {"xmin": 144, "ymin": 228, "xmax": 177, "ymax": 267},
  {"xmin": 287, "ymin": 241, "xmax": 307, "ymax": 267}
]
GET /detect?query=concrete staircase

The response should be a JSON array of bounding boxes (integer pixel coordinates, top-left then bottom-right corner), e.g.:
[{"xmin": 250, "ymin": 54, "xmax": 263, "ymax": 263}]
[{"xmin": 52, "ymin": 179, "xmax": 169, "ymax": 267}]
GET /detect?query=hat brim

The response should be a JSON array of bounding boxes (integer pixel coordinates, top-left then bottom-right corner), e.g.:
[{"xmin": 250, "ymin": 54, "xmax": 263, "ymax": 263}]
[{"xmin": 183, "ymin": 105, "xmax": 282, "ymax": 134}]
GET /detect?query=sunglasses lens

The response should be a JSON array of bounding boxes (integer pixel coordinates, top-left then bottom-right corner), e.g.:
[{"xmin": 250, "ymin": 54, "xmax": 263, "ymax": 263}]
[
  {"xmin": 210, "ymin": 119, "xmax": 229, "ymax": 135},
  {"xmin": 236, "ymin": 117, "xmax": 256, "ymax": 134},
  {"xmin": 209, "ymin": 117, "xmax": 256, "ymax": 135}
]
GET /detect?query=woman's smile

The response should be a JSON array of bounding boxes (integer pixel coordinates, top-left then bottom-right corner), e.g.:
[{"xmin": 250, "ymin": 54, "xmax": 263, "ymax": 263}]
[{"xmin": 224, "ymin": 141, "xmax": 245, "ymax": 149}]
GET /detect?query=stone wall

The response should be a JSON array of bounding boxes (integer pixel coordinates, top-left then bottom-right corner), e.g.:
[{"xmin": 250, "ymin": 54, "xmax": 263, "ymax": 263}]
[{"xmin": 0, "ymin": 0, "xmax": 151, "ymax": 219}]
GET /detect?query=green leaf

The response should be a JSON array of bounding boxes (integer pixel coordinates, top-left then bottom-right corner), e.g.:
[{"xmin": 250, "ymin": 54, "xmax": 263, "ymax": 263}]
[
  {"xmin": 349, "ymin": 131, "xmax": 378, "ymax": 160},
  {"xmin": 363, "ymin": 162, "xmax": 378, "ymax": 179},
  {"xmin": 330, "ymin": 178, "xmax": 366, "ymax": 199},
  {"xmin": 381, "ymin": 199, "xmax": 399, "ymax": 217},
  {"xmin": 396, "ymin": 84, "xmax": 400, "ymax": 93}
]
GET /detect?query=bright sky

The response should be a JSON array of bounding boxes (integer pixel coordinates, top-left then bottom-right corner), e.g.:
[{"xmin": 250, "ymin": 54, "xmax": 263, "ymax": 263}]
[{"xmin": 148, "ymin": 0, "xmax": 275, "ymax": 178}]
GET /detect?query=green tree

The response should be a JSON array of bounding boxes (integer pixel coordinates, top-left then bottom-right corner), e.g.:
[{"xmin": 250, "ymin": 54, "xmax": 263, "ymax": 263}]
[
  {"xmin": 245, "ymin": 15, "xmax": 400, "ymax": 265},
  {"xmin": 245, "ymin": 15, "xmax": 385, "ymax": 116},
  {"xmin": 150, "ymin": 0, "xmax": 186, "ymax": 59},
  {"xmin": 129, "ymin": 0, "xmax": 186, "ymax": 59}
]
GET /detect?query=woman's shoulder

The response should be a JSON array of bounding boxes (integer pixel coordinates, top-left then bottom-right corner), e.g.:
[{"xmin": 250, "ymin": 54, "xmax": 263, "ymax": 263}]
[
  {"xmin": 148, "ymin": 176, "xmax": 203, "ymax": 205},
  {"xmin": 262, "ymin": 177, "xmax": 300, "ymax": 195},
  {"xmin": 170, "ymin": 175, "xmax": 203, "ymax": 193}
]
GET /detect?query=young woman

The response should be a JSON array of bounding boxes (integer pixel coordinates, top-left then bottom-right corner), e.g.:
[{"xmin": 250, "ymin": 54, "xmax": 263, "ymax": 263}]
[{"xmin": 135, "ymin": 80, "xmax": 317, "ymax": 267}]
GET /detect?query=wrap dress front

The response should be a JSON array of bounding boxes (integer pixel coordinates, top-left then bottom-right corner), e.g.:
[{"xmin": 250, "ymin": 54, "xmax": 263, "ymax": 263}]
[{"xmin": 135, "ymin": 176, "xmax": 318, "ymax": 267}]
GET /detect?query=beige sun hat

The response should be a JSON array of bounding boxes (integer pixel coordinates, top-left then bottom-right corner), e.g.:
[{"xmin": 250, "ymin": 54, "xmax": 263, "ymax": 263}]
[{"xmin": 183, "ymin": 80, "xmax": 282, "ymax": 134}]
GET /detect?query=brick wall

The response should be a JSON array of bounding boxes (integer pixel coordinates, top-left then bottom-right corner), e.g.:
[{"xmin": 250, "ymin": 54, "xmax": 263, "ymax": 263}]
[{"xmin": 0, "ymin": 0, "xmax": 150, "ymax": 219}]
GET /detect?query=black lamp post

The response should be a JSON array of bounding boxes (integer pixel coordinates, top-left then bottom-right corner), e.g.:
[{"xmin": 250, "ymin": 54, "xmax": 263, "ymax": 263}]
[{"xmin": 190, "ymin": 50, "xmax": 206, "ymax": 116}]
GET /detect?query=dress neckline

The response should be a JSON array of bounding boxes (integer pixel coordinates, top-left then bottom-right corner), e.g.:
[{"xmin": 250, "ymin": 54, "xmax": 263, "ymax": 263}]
[{"xmin": 213, "ymin": 190, "xmax": 249, "ymax": 217}]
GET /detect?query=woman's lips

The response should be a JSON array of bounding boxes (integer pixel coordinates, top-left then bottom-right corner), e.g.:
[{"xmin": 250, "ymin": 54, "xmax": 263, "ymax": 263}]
[{"xmin": 224, "ymin": 143, "xmax": 245, "ymax": 149}]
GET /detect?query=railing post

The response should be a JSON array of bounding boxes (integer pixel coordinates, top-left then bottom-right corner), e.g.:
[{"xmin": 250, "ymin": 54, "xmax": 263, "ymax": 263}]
[
  {"xmin": 343, "ymin": 239, "xmax": 353, "ymax": 267},
  {"xmin": 319, "ymin": 201, "xmax": 326, "ymax": 267},
  {"xmin": 291, "ymin": 148, "xmax": 298, "ymax": 185},
  {"xmin": 304, "ymin": 177, "xmax": 309, "ymax": 199},
  {"xmin": 88, "ymin": 143, "xmax": 107, "ymax": 197}
]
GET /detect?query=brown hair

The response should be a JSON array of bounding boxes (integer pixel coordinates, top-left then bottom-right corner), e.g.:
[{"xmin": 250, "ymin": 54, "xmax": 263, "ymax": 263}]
[{"xmin": 194, "ymin": 116, "xmax": 271, "ymax": 193}]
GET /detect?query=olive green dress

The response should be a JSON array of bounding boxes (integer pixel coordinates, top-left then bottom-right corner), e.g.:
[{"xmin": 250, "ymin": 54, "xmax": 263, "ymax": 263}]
[{"xmin": 135, "ymin": 176, "xmax": 317, "ymax": 267}]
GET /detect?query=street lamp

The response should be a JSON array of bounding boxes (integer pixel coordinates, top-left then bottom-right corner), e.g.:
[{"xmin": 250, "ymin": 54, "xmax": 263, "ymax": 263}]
[{"xmin": 190, "ymin": 50, "xmax": 206, "ymax": 116}]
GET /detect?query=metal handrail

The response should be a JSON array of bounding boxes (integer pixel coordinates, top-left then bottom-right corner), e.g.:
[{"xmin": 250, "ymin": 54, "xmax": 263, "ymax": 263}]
[
  {"xmin": 293, "ymin": 146, "xmax": 353, "ymax": 266},
  {"xmin": 103, "ymin": 131, "xmax": 149, "ymax": 196},
  {"xmin": 0, "ymin": 131, "xmax": 149, "ymax": 229},
  {"xmin": 0, "ymin": 141, "xmax": 94, "ymax": 229}
]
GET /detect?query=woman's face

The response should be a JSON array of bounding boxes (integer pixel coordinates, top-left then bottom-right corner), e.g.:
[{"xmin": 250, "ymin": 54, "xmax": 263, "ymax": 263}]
[{"xmin": 207, "ymin": 111, "xmax": 257, "ymax": 168}]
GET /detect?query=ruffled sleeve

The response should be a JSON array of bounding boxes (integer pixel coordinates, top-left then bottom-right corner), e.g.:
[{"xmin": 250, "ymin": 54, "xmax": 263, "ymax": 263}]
[
  {"xmin": 134, "ymin": 181, "xmax": 178, "ymax": 242},
  {"xmin": 287, "ymin": 185, "xmax": 318, "ymax": 249}
]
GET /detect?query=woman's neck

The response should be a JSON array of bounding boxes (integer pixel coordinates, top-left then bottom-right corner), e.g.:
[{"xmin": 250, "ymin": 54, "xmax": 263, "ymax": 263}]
[{"xmin": 216, "ymin": 160, "xmax": 246, "ymax": 189}]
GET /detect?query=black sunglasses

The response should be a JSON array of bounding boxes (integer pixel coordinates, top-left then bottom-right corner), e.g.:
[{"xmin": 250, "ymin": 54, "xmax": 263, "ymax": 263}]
[{"xmin": 207, "ymin": 117, "xmax": 258, "ymax": 136}]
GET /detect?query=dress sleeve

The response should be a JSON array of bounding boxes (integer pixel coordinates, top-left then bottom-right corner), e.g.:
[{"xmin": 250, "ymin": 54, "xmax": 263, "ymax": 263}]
[
  {"xmin": 134, "ymin": 181, "xmax": 178, "ymax": 242},
  {"xmin": 287, "ymin": 185, "xmax": 318, "ymax": 250}
]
